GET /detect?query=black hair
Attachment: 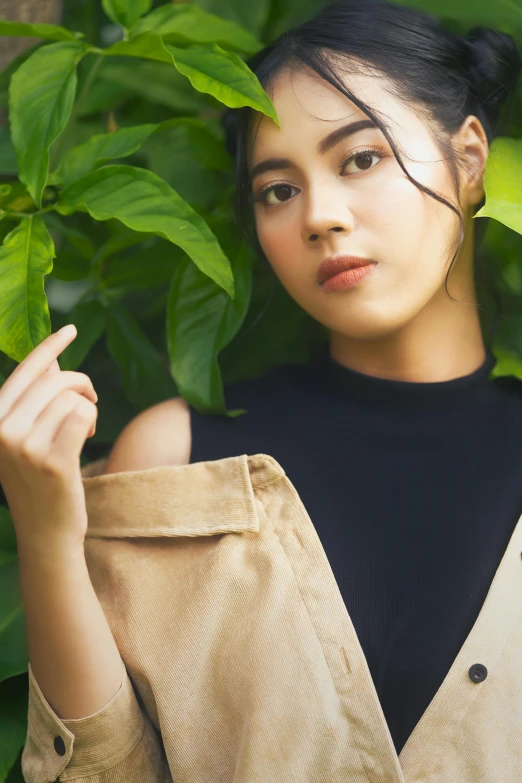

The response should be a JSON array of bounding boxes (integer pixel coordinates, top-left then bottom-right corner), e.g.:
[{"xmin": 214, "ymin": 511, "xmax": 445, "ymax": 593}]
[{"xmin": 221, "ymin": 0, "xmax": 522, "ymax": 342}]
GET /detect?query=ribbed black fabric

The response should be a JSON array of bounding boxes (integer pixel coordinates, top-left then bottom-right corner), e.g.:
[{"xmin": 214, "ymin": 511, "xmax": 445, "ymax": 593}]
[{"xmin": 188, "ymin": 345, "xmax": 522, "ymax": 755}]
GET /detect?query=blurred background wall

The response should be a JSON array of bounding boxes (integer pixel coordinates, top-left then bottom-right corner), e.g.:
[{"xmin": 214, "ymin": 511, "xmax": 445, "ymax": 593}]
[{"xmin": 0, "ymin": 1, "xmax": 63, "ymax": 71}]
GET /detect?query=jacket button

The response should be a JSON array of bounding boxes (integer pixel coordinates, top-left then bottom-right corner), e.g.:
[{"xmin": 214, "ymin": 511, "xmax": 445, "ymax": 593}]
[
  {"xmin": 469, "ymin": 663, "xmax": 488, "ymax": 683},
  {"xmin": 54, "ymin": 735, "xmax": 66, "ymax": 756}
]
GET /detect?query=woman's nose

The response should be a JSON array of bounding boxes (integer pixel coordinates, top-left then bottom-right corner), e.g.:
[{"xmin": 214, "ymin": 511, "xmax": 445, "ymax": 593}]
[
  {"xmin": 307, "ymin": 224, "xmax": 350, "ymax": 242},
  {"xmin": 302, "ymin": 190, "xmax": 355, "ymax": 243}
]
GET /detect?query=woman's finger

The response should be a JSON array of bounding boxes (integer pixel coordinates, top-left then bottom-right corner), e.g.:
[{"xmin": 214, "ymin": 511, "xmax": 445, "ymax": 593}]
[
  {"xmin": 22, "ymin": 391, "xmax": 97, "ymax": 463},
  {"xmin": 0, "ymin": 327, "xmax": 77, "ymax": 419}
]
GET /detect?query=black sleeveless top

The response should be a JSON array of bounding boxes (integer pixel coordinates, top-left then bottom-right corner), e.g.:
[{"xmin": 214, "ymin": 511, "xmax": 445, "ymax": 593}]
[{"xmin": 188, "ymin": 345, "xmax": 522, "ymax": 754}]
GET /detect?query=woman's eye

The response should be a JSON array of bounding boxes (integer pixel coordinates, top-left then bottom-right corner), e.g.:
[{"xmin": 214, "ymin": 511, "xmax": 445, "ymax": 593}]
[
  {"xmin": 254, "ymin": 149, "xmax": 384, "ymax": 207},
  {"xmin": 256, "ymin": 183, "xmax": 297, "ymax": 207},
  {"xmin": 342, "ymin": 150, "xmax": 383, "ymax": 175}
]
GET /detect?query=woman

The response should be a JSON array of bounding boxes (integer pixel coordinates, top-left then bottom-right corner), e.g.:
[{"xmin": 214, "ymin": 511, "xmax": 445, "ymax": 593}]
[{"xmin": 8, "ymin": 1, "xmax": 522, "ymax": 781}]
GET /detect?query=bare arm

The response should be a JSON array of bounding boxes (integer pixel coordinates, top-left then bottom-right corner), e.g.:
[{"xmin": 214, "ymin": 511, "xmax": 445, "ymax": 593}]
[
  {"xmin": 18, "ymin": 542, "xmax": 125, "ymax": 720},
  {"xmin": 3, "ymin": 329, "xmax": 176, "ymax": 781},
  {"xmin": 21, "ymin": 392, "xmax": 191, "ymax": 718},
  {"xmin": 18, "ymin": 395, "xmax": 190, "ymax": 720},
  {"xmin": 0, "ymin": 327, "xmax": 123, "ymax": 719}
]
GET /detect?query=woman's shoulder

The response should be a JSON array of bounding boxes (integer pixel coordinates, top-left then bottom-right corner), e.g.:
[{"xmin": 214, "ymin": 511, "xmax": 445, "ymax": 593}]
[
  {"xmin": 102, "ymin": 395, "xmax": 192, "ymax": 475},
  {"xmin": 101, "ymin": 359, "xmax": 313, "ymax": 476}
]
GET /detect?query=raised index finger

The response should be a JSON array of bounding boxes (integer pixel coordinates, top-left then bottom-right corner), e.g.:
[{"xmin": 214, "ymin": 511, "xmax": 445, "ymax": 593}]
[{"xmin": 0, "ymin": 325, "xmax": 77, "ymax": 419}]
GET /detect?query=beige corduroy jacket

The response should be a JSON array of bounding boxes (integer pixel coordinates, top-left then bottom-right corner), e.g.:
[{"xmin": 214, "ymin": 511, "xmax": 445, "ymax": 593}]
[{"xmin": 21, "ymin": 451, "xmax": 522, "ymax": 783}]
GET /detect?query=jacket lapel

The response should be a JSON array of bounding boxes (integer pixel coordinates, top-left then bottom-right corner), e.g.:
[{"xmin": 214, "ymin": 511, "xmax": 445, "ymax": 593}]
[{"xmin": 81, "ymin": 453, "xmax": 264, "ymax": 538}]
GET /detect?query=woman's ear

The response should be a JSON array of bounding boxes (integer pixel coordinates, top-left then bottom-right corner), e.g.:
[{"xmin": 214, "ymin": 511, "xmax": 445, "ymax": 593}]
[{"xmin": 453, "ymin": 115, "xmax": 489, "ymax": 208}]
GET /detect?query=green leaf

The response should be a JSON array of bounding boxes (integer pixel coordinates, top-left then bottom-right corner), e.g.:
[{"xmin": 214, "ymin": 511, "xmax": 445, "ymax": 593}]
[
  {"xmin": 396, "ymin": 0, "xmax": 522, "ymax": 24},
  {"xmin": 0, "ymin": 508, "xmax": 17, "ymax": 560},
  {"xmin": 0, "ymin": 216, "xmax": 54, "ymax": 364},
  {"xmin": 43, "ymin": 212, "xmax": 95, "ymax": 260},
  {"xmin": 49, "ymin": 245, "xmax": 91, "ymax": 282},
  {"xmin": 9, "ymin": 41, "xmax": 88, "ymax": 208},
  {"xmin": 0, "ymin": 20, "xmax": 84, "ymax": 42},
  {"xmin": 474, "ymin": 137, "xmax": 522, "ymax": 235},
  {"xmin": 0, "ymin": 43, "xmax": 40, "ymax": 110},
  {"xmin": 92, "ymin": 225, "xmax": 153, "ymax": 270},
  {"xmin": 165, "ymin": 42, "xmax": 278, "ymax": 119},
  {"xmin": 0, "ymin": 553, "xmax": 27, "ymax": 683},
  {"xmin": 501, "ymin": 255, "xmax": 522, "ymax": 295},
  {"xmin": 263, "ymin": 0, "xmax": 324, "ymax": 40},
  {"xmin": 0, "ymin": 126, "xmax": 17, "ymax": 175},
  {"xmin": 104, "ymin": 241, "xmax": 180, "ymax": 289},
  {"xmin": 141, "ymin": 121, "xmax": 230, "ymax": 212},
  {"xmin": 0, "ymin": 671, "xmax": 28, "ymax": 782},
  {"xmin": 105, "ymin": 302, "xmax": 177, "ymax": 410},
  {"xmin": 102, "ymin": 0, "xmax": 152, "ymax": 29},
  {"xmin": 56, "ymin": 164, "xmax": 235, "ymax": 298},
  {"xmin": 54, "ymin": 116, "xmax": 223, "ymax": 187},
  {"xmin": 0, "ymin": 182, "xmax": 34, "ymax": 213},
  {"xmin": 73, "ymin": 75, "xmax": 136, "ymax": 117},
  {"xmin": 0, "ymin": 506, "xmax": 27, "ymax": 685},
  {"xmin": 83, "ymin": 59, "xmax": 212, "ymax": 115},
  {"xmin": 167, "ymin": 236, "xmax": 252, "ymax": 414},
  {"xmin": 490, "ymin": 344, "xmax": 522, "ymax": 380},
  {"xmin": 129, "ymin": 4, "xmax": 262, "ymax": 54},
  {"xmin": 58, "ymin": 299, "xmax": 107, "ymax": 371},
  {"xmin": 53, "ymin": 123, "xmax": 159, "ymax": 186},
  {"xmin": 194, "ymin": 0, "xmax": 271, "ymax": 36},
  {"xmin": 103, "ymin": 33, "xmax": 279, "ymax": 123},
  {"xmin": 147, "ymin": 118, "xmax": 230, "ymax": 172}
]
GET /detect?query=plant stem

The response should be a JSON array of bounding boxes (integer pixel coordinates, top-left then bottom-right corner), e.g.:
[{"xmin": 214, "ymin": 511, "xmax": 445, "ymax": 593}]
[{"xmin": 3, "ymin": 205, "xmax": 56, "ymax": 219}]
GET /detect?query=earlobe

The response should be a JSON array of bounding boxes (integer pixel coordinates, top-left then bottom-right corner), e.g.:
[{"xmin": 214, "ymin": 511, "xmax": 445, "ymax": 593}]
[
  {"xmin": 456, "ymin": 115, "xmax": 489, "ymax": 207},
  {"xmin": 467, "ymin": 158, "xmax": 485, "ymax": 206},
  {"xmin": 453, "ymin": 114, "xmax": 489, "ymax": 207}
]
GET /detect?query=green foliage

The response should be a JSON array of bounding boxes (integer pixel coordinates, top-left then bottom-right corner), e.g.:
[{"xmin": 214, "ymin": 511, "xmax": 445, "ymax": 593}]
[
  {"xmin": 9, "ymin": 41, "xmax": 89, "ymax": 207},
  {"xmin": 102, "ymin": 0, "xmax": 152, "ymax": 29},
  {"xmin": 0, "ymin": 504, "xmax": 27, "ymax": 773},
  {"xmin": 0, "ymin": 216, "xmax": 54, "ymax": 363},
  {"xmin": 54, "ymin": 122, "xmax": 161, "ymax": 185},
  {"xmin": 129, "ymin": 3, "xmax": 263, "ymax": 53},
  {"xmin": 0, "ymin": 0, "xmax": 521, "ymax": 779},
  {"xmin": 103, "ymin": 33, "xmax": 278, "ymax": 117},
  {"xmin": 56, "ymin": 163, "xmax": 236, "ymax": 294},
  {"xmin": 200, "ymin": 0, "xmax": 271, "ymax": 34},
  {"xmin": 0, "ymin": 0, "xmax": 282, "ymax": 422},
  {"xmin": 0, "ymin": 20, "xmax": 84, "ymax": 41},
  {"xmin": 475, "ymin": 137, "xmax": 522, "ymax": 234},
  {"xmin": 106, "ymin": 299, "xmax": 177, "ymax": 407},
  {"xmin": 166, "ymin": 216, "xmax": 253, "ymax": 411},
  {"xmin": 0, "ymin": 2, "xmax": 286, "ymax": 774}
]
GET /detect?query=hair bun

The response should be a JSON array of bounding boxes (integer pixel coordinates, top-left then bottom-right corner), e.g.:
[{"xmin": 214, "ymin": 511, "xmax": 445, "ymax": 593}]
[{"xmin": 465, "ymin": 26, "xmax": 522, "ymax": 108}]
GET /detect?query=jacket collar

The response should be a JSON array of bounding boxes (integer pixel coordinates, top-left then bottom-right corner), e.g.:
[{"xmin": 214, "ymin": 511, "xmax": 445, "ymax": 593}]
[{"xmin": 81, "ymin": 453, "xmax": 285, "ymax": 539}]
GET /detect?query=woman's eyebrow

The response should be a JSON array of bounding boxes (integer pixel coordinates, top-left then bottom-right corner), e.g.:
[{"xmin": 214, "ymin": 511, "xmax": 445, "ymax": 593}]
[{"xmin": 249, "ymin": 118, "xmax": 378, "ymax": 180}]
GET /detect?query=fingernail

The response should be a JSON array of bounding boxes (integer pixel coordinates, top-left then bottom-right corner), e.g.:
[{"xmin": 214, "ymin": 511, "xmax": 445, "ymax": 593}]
[{"xmin": 58, "ymin": 324, "xmax": 76, "ymax": 338}]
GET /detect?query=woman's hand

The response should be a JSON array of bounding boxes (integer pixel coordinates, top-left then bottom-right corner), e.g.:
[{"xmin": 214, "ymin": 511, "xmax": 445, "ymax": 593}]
[{"xmin": 0, "ymin": 326, "xmax": 99, "ymax": 558}]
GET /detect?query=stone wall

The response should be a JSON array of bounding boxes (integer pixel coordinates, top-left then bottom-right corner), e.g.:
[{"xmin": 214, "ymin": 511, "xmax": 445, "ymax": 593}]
[{"xmin": 0, "ymin": 0, "xmax": 63, "ymax": 71}]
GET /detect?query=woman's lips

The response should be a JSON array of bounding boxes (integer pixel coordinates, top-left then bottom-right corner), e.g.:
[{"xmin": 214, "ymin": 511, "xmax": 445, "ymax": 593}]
[{"xmin": 320, "ymin": 262, "xmax": 377, "ymax": 291}]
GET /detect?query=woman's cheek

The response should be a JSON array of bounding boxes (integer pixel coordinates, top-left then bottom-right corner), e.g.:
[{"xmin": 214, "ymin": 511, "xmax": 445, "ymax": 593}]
[{"xmin": 256, "ymin": 215, "xmax": 301, "ymax": 275}]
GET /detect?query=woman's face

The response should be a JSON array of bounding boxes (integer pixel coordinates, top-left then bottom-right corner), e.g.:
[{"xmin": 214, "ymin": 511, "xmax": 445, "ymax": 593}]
[{"xmin": 247, "ymin": 64, "xmax": 487, "ymax": 341}]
